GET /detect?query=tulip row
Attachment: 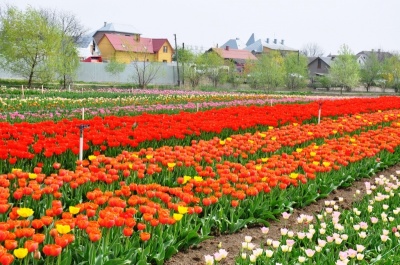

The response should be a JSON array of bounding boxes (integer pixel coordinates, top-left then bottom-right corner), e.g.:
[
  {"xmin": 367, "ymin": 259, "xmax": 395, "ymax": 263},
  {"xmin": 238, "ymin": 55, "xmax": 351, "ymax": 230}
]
[
  {"xmin": 0, "ymin": 87, "xmax": 319, "ymax": 117},
  {"xmin": 1, "ymin": 96, "xmax": 400, "ymax": 174},
  {"xmin": 1, "ymin": 106, "xmax": 400, "ymax": 263},
  {"xmin": 224, "ymin": 172, "xmax": 400, "ymax": 264}
]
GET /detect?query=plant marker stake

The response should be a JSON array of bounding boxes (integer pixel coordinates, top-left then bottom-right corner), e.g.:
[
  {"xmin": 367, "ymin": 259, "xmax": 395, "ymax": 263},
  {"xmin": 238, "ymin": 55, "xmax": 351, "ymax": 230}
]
[
  {"xmin": 21, "ymin": 85, "xmax": 24, "ymax": 98},
  {"xmin": 318, "ymin": 102, "xmax": 322, "ymax": 124},
  {"xmin": 68, "ymin": 84, "xmax": 71, "ymax": 92},
  {"xmin": 41, "ymin": 85, "xmax": 44, "ymax": 94},
  {"xmin": 270, "ymin": 99, "xmax": 273, "ymax": 107},
  {"xmin": 196, "ymin": 103, "xmax": 199, "ymax": 112},
  {"xmin": 78, "ymin": 124, "xmax": 89, "ymax": 161},
  {"xmin": 82, "ymin": 108, "xmax": 85, "ymax": 120}
]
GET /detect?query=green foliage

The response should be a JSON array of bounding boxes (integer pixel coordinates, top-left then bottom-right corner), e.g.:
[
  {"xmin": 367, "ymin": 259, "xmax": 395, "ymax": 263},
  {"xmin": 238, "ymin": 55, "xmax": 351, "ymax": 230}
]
[
  {"xmin": 329, "ymin": 44, "xmax": 360, "ymax": 93},
  {"xmin": 383, "ymin": 54, "xmax": 400, "ymax": 92},
  {"xmin": 0, "ymin": 7, "xmax": 62, "ymax": 87},
  {"xmin": 105, "ymin": 58, "xmax": 127, "ymax": 85},
  {"xmin": 198, "ymin": 51, "xmax": 227, "ymax": 87},
  {"xmin": 247, "ymin": 51, "xmax": 285, "ymax": 92},
  {"xmin": 360, "ymin": 52, "xmax": 382, "ymax": 91},
  {"xmin": 283, "ymin": 52, "xmax": 309, "ymax": 90}
]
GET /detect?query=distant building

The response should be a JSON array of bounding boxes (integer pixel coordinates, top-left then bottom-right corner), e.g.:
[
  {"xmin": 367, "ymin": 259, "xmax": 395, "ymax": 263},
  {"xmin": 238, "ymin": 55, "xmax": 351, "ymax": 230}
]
[
  {"xmin": 244, "ymin": 37, "xmax": 298, "ymax": 57},
  {"xmin": 356, "ymin": 49, "xmax": 392, "ymax": 65},
  {"xmin": 207, "ymin": 46, "xmax": 257, "ymax": 72},
  {"xmin": 220, "ymin": 38, "xmax": 246, "ymax": 50},
  {"xmin": 93, "ymin": 22, "xmax": 173, "ymax": 63},
  {"xmin": 307, "ymin": 56, "xmax": 334, "ymax": 77},
  {"xmin": 98, "ymin": 34, "xmax": 173, "ymax": 63}
]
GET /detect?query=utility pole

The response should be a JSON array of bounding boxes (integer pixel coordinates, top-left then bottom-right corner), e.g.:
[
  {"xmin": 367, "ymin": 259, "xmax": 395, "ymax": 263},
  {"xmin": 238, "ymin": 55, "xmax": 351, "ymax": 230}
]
[
  {"xmin": 174, "ymin": 34, "xmax": 180, "ymax": 86},
  {"xmin": 182, "ymin": 42, "xmax": 185, "ymax": 85}
]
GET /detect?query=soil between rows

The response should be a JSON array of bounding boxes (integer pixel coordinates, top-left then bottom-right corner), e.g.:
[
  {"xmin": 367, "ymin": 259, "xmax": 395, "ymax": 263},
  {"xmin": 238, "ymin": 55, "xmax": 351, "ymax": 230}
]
[{"xmin": 164, "ymin": 164, "xmax": 400, "ymax": 265}]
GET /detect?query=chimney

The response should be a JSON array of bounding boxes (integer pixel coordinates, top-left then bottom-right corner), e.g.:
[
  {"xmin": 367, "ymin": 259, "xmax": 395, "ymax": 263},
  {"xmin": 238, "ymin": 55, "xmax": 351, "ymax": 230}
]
[
  {"xmin": 225, "ymin": 46, "xmax": 230, "ymax": 51},
  {"xmin": 273, "ymin": 39, "xmax": 277, "ymax": 44},
  {"xmin": 104, "ymin": 22, "xmax": 107, "ymax": 27},
  {"xmin": 281, "ymin": 39, "xmax": 285, "ymax": 45},
  {"xmin": 266, "ymin": 38, "xmax": 269, "ymax": 43}
]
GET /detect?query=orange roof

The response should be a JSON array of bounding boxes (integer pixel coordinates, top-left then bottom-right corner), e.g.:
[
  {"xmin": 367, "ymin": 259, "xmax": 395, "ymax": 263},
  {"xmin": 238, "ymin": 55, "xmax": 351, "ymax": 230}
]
[{"xmin": 212, "ymin": 47, "xmax": 257, "ymax": 61}]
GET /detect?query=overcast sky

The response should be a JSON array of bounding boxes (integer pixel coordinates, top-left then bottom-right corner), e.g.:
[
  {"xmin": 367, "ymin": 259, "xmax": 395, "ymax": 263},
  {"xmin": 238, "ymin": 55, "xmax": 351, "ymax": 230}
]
[{"xmin": 5, "ymin": 0, "xmax": 400, "ymax": 55}]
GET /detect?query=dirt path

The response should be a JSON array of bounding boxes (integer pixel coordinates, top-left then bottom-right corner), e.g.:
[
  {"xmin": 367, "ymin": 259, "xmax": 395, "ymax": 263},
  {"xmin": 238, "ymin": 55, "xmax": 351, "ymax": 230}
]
[{"xmin": 165, "ymin": 164, "xmax": 400, "ymax": 265}]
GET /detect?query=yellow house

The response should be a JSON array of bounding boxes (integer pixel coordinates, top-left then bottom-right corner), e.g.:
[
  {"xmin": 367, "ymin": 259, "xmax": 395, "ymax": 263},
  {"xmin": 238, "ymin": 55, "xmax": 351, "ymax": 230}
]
[{"xmin": 98, "ymin": 33, "xmax": 174, "ymax": 63}]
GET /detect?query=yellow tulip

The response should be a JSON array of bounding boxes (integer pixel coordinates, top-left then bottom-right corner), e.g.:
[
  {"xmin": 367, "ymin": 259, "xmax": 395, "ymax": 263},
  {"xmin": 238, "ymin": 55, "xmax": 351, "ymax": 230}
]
[
  {"xmin": 167, "ymin": 162, "xmax": 176, "ymax": 168},
  {"xmin": 69, "ymin": 206, "xmax": 80, "ymax": 215},
  {"xmin": 258, "ymin": 133, "xmax": 266, "ymax": 138},
  {"xmin": 17, "ymin": 208, "xmax": 34, "ymax": 218},
  {"xmin": 88, "ymin": 155, "xmax": 97, "ymax": 161},
  {"xmin": 296, "ymin": 148, "xmax": 303, "ymax": 153},
  {"xmin": 310, "ymin": 152, "xmax": 316, "ymax": 157},
  {"xmin": 56, "ymin": 224, "xmax": 71, "ymax": 234},
  {"xmin": 28, "ymin": 173, "xmax": 37, "ymax": 179},
  {"xmin": 219, "ymin": 140, "xmax": 225, "ymax": 145},
  {"xmin": 173, "ymin": 213, "xmax": 183, "ymax": 221},
  {"xmin": 323, "ymin": 162, "xmax": 331, "ymax": 167},
  {"xmin": 178, "ymin": 206, "xmax": 188, "ymax": 214},
  {"xmin": 289, "ymin": 173, "xmax": 299, "ymax": 179},
  {"xmin": 193, "ymin": 176, "xmax": 203, "ymax": 182},
  {"xmin": 14, "ymin": 248, "xmax": 28, "ymax": 259},
  {"xmin": 146, "ymin": 154, "xmax": 153, "ymax": 159},
  {"xmin": 261, "ymin": 157, "xmax": 268, "ymax": 162},
  {"xmin": 183, "ymin": 176, "xmax": 192, "ymax": 184}
]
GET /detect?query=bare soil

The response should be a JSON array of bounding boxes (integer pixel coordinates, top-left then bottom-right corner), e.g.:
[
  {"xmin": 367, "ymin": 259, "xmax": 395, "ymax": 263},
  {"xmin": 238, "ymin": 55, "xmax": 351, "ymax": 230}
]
[{"xmin": 165, "ymin": 164, "xmax": 400, "ymax": 265}]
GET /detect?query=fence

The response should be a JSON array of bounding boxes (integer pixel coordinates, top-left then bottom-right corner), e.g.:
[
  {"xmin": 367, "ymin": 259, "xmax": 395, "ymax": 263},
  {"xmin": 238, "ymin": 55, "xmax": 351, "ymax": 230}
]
[{"xmin": 0, "ymin": 62, "xmax": 180, "ymax": 86}]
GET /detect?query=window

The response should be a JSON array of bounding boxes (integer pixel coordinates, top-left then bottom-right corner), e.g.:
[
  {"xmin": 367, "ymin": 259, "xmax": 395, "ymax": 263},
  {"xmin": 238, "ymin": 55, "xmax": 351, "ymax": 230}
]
[{"xmin": 163, "ymin": 46, "xmax": 168, "ymax": 53}]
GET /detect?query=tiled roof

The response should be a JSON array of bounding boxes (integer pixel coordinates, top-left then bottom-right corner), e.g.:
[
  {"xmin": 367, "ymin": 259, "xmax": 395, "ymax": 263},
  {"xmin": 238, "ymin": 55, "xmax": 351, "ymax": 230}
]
[
  {"xmin": 211, "ymin": 48, "xmax": 257, "ymax": 61},
  {"xmin": 103, "ymin": 34, "xmax": 154, "ymax": 53}
]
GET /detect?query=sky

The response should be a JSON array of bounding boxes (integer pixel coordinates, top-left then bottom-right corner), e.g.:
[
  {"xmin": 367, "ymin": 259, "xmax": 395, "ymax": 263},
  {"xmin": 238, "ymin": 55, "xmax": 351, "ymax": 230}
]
[{"xmin": 5, "ymin": 0, "xmax": 400, "ymax": 56}]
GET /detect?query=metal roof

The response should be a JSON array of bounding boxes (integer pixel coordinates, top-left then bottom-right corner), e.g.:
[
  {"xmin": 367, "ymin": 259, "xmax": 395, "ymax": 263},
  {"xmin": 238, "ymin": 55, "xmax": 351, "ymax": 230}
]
[
  {"xmin": 244, "ymin": 39, "xmax": 297, "ymax": 53},
  {"xmin": 220, "ymin": 38, "xmax": 246, "ymax": 50},
  {"xmin": 94, "ymin": 23, "xmax": 141, "ymax": 35}
]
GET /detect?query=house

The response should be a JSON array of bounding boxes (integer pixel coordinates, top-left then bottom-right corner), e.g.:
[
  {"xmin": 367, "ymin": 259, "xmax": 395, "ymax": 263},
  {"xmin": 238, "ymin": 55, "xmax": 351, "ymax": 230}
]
[
  {"xmin": 244, "ymin": 37, "xmax": 298, "ymax": 57},
  {"xmin": 220, "ymin": 38, "xmax": 246, "ymax": 50},
  {"xmin": 207, "ymin": 46, "xmax": 257, "ymax": 72},
  {"xmin": 356, "ymin": 49, "xmax": 392, "ymax": 65},
  {"xmin": 93, "ymin": 22, "xmax": 141, "ymax": 50},
  {"xmin": 76, "ymin": 33, "xmax": 100, "ymax": 61},
  {"xmin": 97, "ymin": 33, "xmax": 174, "ymax": 63},
  {"xmin": 307, "ymin": 56, "xmax": 334, "ymax": 77}
]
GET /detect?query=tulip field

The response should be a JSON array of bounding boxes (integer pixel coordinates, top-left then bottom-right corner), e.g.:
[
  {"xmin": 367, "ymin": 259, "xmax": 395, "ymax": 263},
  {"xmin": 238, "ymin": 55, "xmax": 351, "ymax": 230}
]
[{"xmin": 0, "ymin": 88, "xmax": 400, "ymax": 264}]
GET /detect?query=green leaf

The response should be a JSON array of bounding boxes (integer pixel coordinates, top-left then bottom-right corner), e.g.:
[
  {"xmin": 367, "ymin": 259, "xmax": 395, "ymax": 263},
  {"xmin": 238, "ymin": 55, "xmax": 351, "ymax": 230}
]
[
  {"xmin": 164, "ymin": 246, "xmax": 178, "ymax": 260},
  {"xmin": 103, "ymin": 259, "xmax": 131, "ymax": 265}
]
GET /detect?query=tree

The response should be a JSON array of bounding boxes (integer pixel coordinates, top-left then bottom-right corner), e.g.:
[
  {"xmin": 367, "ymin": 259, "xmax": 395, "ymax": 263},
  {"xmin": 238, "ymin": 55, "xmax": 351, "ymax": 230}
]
[
  {"xmin": 247, "ymin": 51, "xmax": 284, "ymax": 92},
  {"xmin": 283, "ymin": 52, "xmax": 309, "ymax": 90},
  {"xmin": 360, "ymin": 52, "xmax": 382, "ymax": 92},
  {"xmin": 0, "ymin": 6, "xmax": 62, "ymax": 87},
  {"xmin": 174, "ymin": 47, "xmax": 195, "ymax": 86},
  {"xmin": 130, "ymin": 51, "xmax": 161, "ymax": 89},
  {"xmin": 300, "ymin": 43, "xmax": 324, "ymax": 57},
  {"xmin": 329, "ymin": 44, "xmax": 360, "ymax": 94},
  {"xmin": 105, "ymin": 58, "xmax": 126, "ymax": 86},
  {"xmin": 198, "ymin": 51, "xmax": 227, "ymax": 87},
  {"xmin": 0, "ymin": 6, "xmax": 83, "ymax": 88},
  {"xmin": 383, "ymin": 54, "xmax": 400, "ymax": 92},
  {"xmin": 38, "ymin": 8, "xmax": 86, "ymax": 88}
]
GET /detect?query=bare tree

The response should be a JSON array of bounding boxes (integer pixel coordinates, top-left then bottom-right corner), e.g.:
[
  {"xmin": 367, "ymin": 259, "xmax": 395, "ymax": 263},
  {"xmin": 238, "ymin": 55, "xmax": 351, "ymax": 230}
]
[
  {"xmin": 38, "ymin": 8, "xmax": 87, "ymax": 88},
  {"xmin": 131, "ymin": 53, "xmax": 162, "ymax": 88},
  {"xmin": 300, "ymin": 43, "xmax": 324, "ymax": 57}
]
